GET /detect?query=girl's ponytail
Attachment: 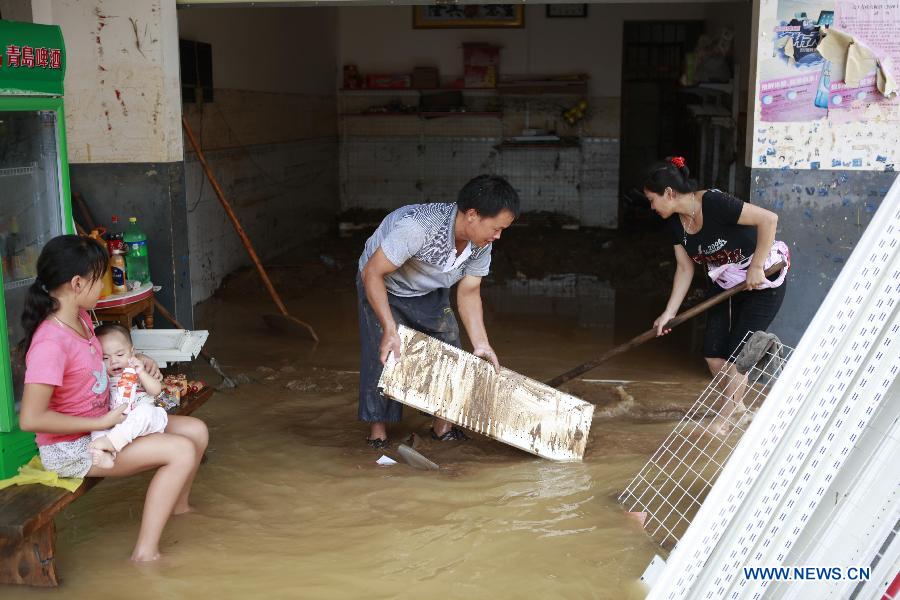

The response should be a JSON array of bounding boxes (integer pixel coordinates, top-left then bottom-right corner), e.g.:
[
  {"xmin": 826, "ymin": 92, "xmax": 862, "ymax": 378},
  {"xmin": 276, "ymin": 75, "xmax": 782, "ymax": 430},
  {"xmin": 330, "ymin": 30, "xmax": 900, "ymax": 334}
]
[
  {"xmin": 18, "ymin": 235, "xmax": 108, "ymax": 354},
  {"xmin": 19, "ymin": 280, "xmax": 59, "ymax": 355}
]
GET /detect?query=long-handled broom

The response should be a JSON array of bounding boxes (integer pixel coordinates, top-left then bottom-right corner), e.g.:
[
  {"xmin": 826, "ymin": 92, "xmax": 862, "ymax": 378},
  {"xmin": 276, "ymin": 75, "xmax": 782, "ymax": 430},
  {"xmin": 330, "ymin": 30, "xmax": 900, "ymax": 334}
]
[{"xmin": 545, "ymin": 261, "xmax": 787, "ymax": 388}]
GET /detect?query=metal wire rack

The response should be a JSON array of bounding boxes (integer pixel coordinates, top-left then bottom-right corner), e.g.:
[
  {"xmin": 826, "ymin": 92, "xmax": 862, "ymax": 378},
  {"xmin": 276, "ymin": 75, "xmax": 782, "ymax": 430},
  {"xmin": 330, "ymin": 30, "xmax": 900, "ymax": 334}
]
[{"xmin": 618, "ymin": 331, "xmax": 794, "ymax": 550}]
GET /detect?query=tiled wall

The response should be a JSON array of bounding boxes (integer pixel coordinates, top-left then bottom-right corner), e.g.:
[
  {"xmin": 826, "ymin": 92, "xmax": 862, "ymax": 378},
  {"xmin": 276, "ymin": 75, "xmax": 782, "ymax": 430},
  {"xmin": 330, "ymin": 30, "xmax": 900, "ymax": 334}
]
[
  {"xmin": 186, "ymin": 138, "xmax": 338, "ymax": 303},
  {"xmin": 339, "ymin": 136, "xmax": 618, "ymax": 227}
]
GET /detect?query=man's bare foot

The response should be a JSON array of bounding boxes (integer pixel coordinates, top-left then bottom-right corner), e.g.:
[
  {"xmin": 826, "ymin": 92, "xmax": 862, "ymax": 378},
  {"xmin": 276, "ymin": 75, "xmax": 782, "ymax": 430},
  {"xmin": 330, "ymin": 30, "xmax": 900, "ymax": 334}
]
[
  {"xmin": 131, "ymin": 547, "xmax": 161, "ymax": 562},
  {"xmin": 431, "ymin": 417, "xmax": 453, "ymax": 438},
  {"xmin": 88, "ymin": 437, "xmax": 116, "ymax": 468},
  {"xmin": 369, "ymin": 422, "xmax": 388, "ymax": 442}
]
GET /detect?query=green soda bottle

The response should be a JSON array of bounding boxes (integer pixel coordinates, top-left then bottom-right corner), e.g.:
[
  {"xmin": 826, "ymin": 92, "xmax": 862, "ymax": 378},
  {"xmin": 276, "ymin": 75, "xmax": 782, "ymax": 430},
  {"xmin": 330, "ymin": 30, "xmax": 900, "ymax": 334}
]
[{"xmin": 123, "ymin": 217, "xmax": 150, "ymax": 285}]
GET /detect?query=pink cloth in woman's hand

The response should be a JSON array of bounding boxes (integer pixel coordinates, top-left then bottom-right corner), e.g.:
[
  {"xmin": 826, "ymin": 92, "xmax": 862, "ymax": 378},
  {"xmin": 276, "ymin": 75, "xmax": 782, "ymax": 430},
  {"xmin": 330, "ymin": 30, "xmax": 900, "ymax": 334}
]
[{"xmin": 706, "ymin": 241, "xmax": 791, "ymax": 290}]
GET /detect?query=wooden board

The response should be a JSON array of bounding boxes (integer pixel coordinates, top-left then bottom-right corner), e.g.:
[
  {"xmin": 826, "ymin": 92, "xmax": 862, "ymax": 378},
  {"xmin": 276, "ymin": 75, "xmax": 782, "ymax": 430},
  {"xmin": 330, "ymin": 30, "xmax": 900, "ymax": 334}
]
[{"xmin": 379, "ymin": 326, "xmax": 594, "ymax": 461}]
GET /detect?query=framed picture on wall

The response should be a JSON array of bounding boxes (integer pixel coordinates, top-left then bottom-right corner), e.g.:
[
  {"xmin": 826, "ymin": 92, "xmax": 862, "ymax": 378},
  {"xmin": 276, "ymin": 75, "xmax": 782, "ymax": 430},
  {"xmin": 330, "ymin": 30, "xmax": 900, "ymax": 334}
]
[
  {"xmin": 546, "ymin": 4, "xmax": 588, "ymax": 18},
  {"xmin": 413, "ymin": 5, "xmax": 525, "ymax": 29}
]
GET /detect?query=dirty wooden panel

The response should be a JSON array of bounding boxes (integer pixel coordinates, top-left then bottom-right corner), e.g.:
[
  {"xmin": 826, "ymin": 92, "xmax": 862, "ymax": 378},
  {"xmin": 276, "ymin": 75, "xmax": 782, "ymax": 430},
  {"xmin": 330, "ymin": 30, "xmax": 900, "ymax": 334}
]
[{"xmin": 379, "ymin": 325, "xmax": 594, "ymax": 461}]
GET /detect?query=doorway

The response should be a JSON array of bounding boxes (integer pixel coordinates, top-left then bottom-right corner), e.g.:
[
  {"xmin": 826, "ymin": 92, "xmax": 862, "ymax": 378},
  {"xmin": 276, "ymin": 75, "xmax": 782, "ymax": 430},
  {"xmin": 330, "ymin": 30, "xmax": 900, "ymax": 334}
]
[{"xmin": 619, "ymin": 20, "xmax": 704, "ymax": 226}]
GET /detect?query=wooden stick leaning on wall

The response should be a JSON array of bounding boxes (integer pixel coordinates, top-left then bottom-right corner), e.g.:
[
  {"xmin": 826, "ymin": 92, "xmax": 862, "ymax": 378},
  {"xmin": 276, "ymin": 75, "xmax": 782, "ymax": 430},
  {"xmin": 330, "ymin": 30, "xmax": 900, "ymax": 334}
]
[{"xmin": 181, "ymin": 117, "xmax": 319, "ymax": 342}]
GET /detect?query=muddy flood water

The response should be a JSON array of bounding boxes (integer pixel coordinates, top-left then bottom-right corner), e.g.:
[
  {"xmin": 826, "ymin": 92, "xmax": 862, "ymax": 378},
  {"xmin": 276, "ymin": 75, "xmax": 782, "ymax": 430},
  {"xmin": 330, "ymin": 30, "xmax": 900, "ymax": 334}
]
[{"xmin": 9, "ymin": 254, "xmax": 710, "ymax": 599}]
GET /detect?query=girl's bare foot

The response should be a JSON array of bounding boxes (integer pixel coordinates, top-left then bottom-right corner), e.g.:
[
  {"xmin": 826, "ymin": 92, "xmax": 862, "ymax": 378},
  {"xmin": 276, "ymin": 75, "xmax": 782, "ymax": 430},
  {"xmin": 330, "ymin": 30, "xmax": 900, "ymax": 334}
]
[
  {"xmin": 131, "ymin": 548, "xmax": 161, "ymax": 562},
  {"xmin": 172, "ymin": 505, "xmax": 196, "ymax": 516}
]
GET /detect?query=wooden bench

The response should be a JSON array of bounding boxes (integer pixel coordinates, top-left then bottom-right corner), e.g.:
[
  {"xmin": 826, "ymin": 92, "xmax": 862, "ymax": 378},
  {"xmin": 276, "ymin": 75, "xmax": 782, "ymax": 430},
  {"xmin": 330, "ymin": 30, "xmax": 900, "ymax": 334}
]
[{"xmin": 0, "ymin": 387, "xmax": 213, "ymax": 587}]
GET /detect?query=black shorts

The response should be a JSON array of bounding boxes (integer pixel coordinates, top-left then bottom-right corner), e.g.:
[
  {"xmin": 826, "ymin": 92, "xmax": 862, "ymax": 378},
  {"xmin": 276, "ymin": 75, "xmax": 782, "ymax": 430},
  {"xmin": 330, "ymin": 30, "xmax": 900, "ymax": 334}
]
[{"xmin": 703, "ymin": 279, "xmax": 786, "ymax": 360}]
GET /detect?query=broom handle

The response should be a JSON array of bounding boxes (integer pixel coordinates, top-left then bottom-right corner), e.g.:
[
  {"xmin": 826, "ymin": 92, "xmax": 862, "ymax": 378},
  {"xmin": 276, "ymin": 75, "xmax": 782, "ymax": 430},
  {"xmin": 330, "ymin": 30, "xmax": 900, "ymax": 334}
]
[
  {"xmin": 181, "ymin": 116, "xmax": 290, "ymax": 317},
  {"xmin": 544, "ymin": 261, "xmax": 787, "ymax": 388}
]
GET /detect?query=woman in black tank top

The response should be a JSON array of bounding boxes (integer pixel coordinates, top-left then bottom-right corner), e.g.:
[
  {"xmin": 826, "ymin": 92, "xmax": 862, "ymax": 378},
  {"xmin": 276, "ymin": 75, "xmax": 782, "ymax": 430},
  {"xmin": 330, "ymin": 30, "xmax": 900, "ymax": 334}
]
[{"xmin": 641, "ymin": 156, "xmax": 788, "ymax": 435}]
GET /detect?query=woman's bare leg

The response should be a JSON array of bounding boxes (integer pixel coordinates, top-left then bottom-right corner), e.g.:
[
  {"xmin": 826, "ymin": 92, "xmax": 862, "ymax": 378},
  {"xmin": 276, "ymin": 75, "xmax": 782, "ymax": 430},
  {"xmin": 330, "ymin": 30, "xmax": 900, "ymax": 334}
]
[
  {"xmin": 164, "ymin": 415, "xmax": 209, "ymax": 514},
  {"xmin": 705, "ymin": 358, "xmax": 748, "ymax": 435},
  {"xmin": 88, "ymin": 433, "xmax": 198, "ymax": 561}
]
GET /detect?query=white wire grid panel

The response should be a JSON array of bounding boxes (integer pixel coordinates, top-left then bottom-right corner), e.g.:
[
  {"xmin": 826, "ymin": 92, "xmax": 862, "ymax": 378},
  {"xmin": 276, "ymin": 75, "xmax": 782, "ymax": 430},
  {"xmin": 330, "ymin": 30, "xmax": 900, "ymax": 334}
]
[{"xmin": 618, "ymin": 332, "xmax": 794, "ymax": 550}]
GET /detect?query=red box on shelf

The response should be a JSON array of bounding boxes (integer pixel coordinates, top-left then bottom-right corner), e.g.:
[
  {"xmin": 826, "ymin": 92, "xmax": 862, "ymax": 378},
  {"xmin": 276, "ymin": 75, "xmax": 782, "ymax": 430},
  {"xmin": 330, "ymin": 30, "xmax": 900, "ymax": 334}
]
[
  {"xmin": 366, "ymin": 74, "xmax": 412, "ymax": 89},
  {"xmin": 463, "ymin": 43, "xmax": 500, "ymax": 89}
]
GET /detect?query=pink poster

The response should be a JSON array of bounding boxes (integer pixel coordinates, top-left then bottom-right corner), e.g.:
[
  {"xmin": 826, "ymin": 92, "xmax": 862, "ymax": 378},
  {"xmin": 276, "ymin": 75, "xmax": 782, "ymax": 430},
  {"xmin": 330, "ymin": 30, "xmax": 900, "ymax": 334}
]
[
  {"xmin": 757, "ymin": 0, "xmax": 834, "ymax": 122},
  {"xmin": 759, "ymin": 0, "xmax": 900, "ymax": 121},
  {"xmin": 827, "ymin": 74, "xmax": 879, "ymax": 108},
  {"xmin": 760, "ymin": 72, "xmax": 828, "ymax": 121},
  {"xmin": 835, "ymin": 0, "xmax": 900, "ymax": 77}
]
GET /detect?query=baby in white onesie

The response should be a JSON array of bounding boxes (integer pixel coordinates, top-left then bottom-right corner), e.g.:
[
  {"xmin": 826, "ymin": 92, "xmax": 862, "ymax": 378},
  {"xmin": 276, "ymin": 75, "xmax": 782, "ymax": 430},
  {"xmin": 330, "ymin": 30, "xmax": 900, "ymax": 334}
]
[{"xmin": 89, "ymin": 324, "xmax": 167, "ymax": 468}]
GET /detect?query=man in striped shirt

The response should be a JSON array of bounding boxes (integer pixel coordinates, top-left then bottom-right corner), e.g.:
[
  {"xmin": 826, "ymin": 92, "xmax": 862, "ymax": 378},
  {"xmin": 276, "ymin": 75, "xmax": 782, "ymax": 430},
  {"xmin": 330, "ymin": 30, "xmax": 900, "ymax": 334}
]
[{"xmin": 357, "ymin": 175, "xmax": 520, "ymax": 448}]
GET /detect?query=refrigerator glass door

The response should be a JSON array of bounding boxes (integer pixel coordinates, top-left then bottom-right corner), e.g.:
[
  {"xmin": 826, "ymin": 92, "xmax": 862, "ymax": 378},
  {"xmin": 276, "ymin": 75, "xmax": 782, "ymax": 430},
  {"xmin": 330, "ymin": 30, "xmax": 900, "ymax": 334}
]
[{"xmin": 1, "ymin": 109, "xmax": 65, "ymax": 422}]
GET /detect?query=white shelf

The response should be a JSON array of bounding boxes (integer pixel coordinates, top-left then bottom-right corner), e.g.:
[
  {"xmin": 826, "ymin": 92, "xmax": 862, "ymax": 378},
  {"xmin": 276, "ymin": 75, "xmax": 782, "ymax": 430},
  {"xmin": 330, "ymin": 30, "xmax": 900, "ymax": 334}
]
[
  {"xmin": 0, "ymin": 164, "xmax": 36, "ymax": 178},
  {"xmin": 131, "ymin": 329, "xmax": 209, "ymax": 365},
  {"xmin": 3, "ymin": 276, "xmax": 35, "ymax": 291}
]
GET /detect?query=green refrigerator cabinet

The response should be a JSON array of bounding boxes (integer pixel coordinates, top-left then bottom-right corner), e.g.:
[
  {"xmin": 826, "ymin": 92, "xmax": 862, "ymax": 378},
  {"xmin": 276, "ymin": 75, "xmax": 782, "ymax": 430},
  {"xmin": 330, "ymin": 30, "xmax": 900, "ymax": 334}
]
[{"xmin": 0, "ymin": 20, "xmax": 74, "ymax": 478}]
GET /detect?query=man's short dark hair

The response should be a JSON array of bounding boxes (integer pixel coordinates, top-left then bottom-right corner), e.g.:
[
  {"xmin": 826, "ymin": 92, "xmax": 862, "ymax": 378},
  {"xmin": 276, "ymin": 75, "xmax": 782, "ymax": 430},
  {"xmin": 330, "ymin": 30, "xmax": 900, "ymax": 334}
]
[
  {"xmin": 456, "ymin": 175, "xmax": 520, "ymax": 218},
  {"xmin": 96, "ymin": 322, "xmax": 133, "ymax": 345}
]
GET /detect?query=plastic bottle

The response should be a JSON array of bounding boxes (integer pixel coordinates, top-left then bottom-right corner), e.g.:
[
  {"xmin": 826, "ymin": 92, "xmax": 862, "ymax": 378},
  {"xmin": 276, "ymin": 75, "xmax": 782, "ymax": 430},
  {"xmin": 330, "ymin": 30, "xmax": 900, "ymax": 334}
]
[
  {"xmin": 106, "ymin": 215, "xmax": 121, "ymax": 256},
  {"xmin": 110, "ymin": 250, "xmax": 127, "ymax": 294},
  {"xmin": 116, "ymin": 366, "xmax": 140, "ymax": 414},
  {"xmin": 88, "ymin": 229, "xmax": 114, "ymax": 298},
  {"xmin": 123, "ymin": 217, "xmax": 150, "ymax": 285}
]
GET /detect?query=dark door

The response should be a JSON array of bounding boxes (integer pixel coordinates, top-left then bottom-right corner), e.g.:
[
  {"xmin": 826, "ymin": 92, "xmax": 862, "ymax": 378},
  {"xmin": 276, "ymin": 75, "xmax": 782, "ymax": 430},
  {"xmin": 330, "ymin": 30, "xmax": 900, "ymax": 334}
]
[{"xmin": 619, "ymin": 20, "xmax": 704, "ymax": 227}]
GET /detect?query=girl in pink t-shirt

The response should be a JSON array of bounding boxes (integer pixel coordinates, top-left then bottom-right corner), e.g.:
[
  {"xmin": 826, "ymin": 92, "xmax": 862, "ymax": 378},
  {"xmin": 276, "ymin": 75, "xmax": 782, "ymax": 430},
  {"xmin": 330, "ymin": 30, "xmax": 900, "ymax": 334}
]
[{"xmin": 19, "ymin": 235, "xmax": 209, "ymax": 563}]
